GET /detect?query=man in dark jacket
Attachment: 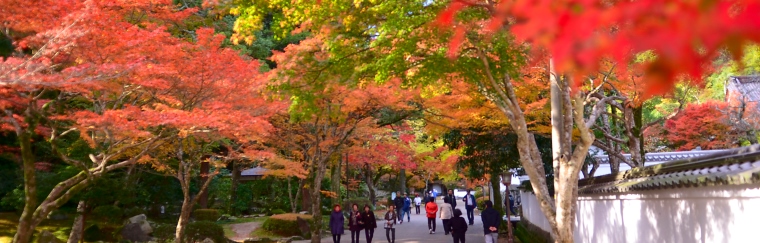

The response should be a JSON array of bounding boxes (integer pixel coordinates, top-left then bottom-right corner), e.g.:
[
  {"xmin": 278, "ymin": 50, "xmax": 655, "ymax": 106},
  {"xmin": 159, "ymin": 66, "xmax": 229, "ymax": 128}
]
[
  {"xmin": 480, "ymin": 200, "xmax": 500, "ymax": 243},
  {"xmin": 462, "ymin": 189, "xmax": 476, "ymax": 225},
  {"xmin": 447, "ymin": 189, "xmax": 457, "ymax": 209},
  {"xmin": 393, "ymin": 191, "xmax": 405, "ymax": 224}
]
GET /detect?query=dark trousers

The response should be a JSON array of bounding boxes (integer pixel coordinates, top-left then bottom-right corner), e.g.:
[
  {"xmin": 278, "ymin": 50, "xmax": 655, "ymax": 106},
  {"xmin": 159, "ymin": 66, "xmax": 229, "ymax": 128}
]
[
  {"xmin": 427, "ymin": 217, "xmax": 436, "ymax": 231},
  {"xmin": 332, "ymin": 234, "xmax": 341, "ymax": 243},
  {"xmin": 365, "ymin": 228, "xmax": 375, "ymax": 243},
  {"xmin": 351, "ymin": 229, "xmax": 361, "ymax": 243},
  {"xmin": 442, "ymin": 219, "xmax": 451, "ymax": 234},
  {"xmin": 396, "ymin": 208, "xmax": 404, "ymax": 223},
  {"xmin": 415, "ymin": 205, "xmax": 421, "ymax": 214},
  {"xmin": 403, "ymin": 208, "xmax": 411, "ymax": 221},
  {"xmin": 452, "ymin": 233, "xmax": 465, "ymax": 243},
  {"xmin": 385, "ymin": 228, "xmax": 395, "ymax": 243},
  {"xmin": 465, "ymin": 206, "xmax": 475, "ymax": 224}
]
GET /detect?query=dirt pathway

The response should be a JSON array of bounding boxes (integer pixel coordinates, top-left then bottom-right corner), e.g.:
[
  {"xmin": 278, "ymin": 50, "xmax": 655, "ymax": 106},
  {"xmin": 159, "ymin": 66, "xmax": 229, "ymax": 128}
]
[{"xmin": 228, "ymin": 221, "xmax": 262, "ymax": 242}]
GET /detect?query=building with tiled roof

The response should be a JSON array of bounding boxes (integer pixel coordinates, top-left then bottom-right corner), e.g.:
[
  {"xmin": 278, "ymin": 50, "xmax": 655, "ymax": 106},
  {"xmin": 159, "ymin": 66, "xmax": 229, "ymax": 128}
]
[{"xmin": 725, "ymin": 75, "xmax": 760, "ymax": 108}]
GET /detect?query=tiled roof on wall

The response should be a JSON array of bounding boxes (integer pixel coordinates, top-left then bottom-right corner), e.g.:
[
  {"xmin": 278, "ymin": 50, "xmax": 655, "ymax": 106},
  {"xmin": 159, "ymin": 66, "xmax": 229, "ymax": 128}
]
[
  {"xmin": 592, "ymin": 150, "xmax": 726, "ymax": 164},
  {"xmin": 578, "ymin": 145, "xmax": 760, "ymax": 194}
]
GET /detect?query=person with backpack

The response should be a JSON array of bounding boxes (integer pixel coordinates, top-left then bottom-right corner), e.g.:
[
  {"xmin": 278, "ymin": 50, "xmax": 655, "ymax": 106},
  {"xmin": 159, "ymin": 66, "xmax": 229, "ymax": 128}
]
[
  {"xmin": 440, "ymin": 196, "xmax": 454, "ymax": 235},
  {"xmin": 361, "ymin": 204, "xmax": 377, "ymax": 243},
  {"xmin": 481, "ymin": 200, "xmax": 500, "ymax": 243},
  {"xmin": 329, "ymin": 204, "xmax": 345, "ymax": 243},
  {"xmin": 384, "ymin": 205, "xmax": 398, "ymax": 243},
  {"xmin": 449, "ymin": 208, "xmax": 468, "ymax": 243},
  {"xmin": 348, "ymin": 203, "xmax": 364, "ymax": 243},
  {"xmin": 425, "ymin": 197, "xmax": 439, "ymax": 234}
]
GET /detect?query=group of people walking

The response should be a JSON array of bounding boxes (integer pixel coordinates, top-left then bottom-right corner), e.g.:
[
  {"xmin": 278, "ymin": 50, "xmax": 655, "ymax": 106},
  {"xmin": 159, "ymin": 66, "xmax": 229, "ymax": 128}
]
[{"xmin": 328, "ymin": 189, "xmax": 501, "ymax": 243}]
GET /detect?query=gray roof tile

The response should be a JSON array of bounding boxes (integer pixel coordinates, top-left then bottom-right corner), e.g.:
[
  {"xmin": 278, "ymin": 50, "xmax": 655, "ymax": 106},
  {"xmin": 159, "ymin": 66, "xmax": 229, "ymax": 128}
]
[{"xmin": 578, "ymin": 145, "xmax": 760, "ymax": 194}]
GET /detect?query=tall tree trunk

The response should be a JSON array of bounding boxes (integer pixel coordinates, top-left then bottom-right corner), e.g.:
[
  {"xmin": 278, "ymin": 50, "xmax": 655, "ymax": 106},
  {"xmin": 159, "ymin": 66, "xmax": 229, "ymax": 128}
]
[
  {"xmin": 634, "ymin": 106, "xmax": 645, "ymax": 166},
  {"xmin": 175, "ymin": 195, "xmax": 192, "ymax": 243},
  {"xmin": 67, "ymin": 200, "xmax": 87, "ymax": 243},
  {"xmin": 331, "ymin": 159, "xmax": 341, "ymax": 207},
  {"xmin": 229, "ymin": 160, "xmax": 241, "ymax": 214},
  {"xmin": 310, "ymin": 158, "xmax": 330, "ymax": 243},
  {"xmin": 399, "ymin": 169, "xmax": 406, "ymax": 194},
  {"xmin": 365, "ymin": 164, "xmax": 376, "ymax": 205},
  {"xmin": 13, "ymin": 129, "xmax": 37, "ymax": 243},
  {"xmin": 489, "ymin": 173, "xmax": 503, "ymax": 215},
  {"xmin": 549, "ymin": 59, "xmax": 563, "ymax": 194},
  {"xmin": 198, "ymin": 161, "xmax": 209, "ymax": 208}
]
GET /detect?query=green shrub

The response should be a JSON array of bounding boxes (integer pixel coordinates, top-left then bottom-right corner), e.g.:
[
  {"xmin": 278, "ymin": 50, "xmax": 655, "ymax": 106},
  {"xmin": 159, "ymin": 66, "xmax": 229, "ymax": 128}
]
[
  {"xmin": 153, "ymin": 224, "xmax": 176, "ymax": 243},
  {"xmin": 193, "ymin": 209, "xmax": 220, "ymax": 222},
  {"xmin": 271, "ymin": 209, "xmax": 286, "ymax": 215},
  {"xmin": 344, "ymin": 198, "xmax": 372, "ymax": 210},
  {"xmin": 83, "ymin": 224, "xmax": 118, "ymax": 242},
  {"xmin": 92, "ymin": 205, "xmax": 123, "ymax": 222},
  {"xmin": 262, "ymin": 213, "xmax": 313, "ymax": 237},
  {"xmin": 123, "ymin": 207, "xmax": 146, "ymax": 218},
  {"xmin": 476, "ymin": 196, "xmax": 489, "ymax": 211},
  {"xmin": 184, "ymin": 221, "xmax": 225, "ymax": 243}
]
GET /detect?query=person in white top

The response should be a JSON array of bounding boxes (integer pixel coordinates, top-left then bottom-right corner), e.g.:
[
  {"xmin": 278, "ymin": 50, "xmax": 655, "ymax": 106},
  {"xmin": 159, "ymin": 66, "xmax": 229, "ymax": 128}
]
[
  {"xmin": 414, "ymin": 194, "xmax": 423, "ymax": 214},
  {"xmin": 439, "ymin": 197, "xmax": 454, "ymax": 235}
]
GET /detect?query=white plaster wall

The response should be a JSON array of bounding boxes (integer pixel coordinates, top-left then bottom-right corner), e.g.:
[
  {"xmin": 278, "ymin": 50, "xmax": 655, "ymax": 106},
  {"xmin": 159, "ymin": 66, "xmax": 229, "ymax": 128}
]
[
  {"xmin": 519, "ymin": 191, "xmax": 553, "ymax": 233},
  {"xmin": 577, "ymin": 185, "xmax": 760, "ymax": 243},
  {"xmin": 521, "ymin": 185, "xmax": 760, "ymax": 243}
]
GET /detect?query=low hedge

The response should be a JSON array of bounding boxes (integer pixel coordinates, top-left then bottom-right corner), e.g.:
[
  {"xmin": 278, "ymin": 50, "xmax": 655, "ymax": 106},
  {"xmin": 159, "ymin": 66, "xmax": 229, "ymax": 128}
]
[
  {"xmin": 153, "ymin": 224, "xmax": 177, "ymax": 243},
  {"xmin": 193, "ymin": 209, "xmax": 220, "ymax": 222},
  {"xmin": 184, "ymin": 221, "xmax": 225, "ymax": 243},
  {"xmin": 344, "ymin": 198, "xmax": 373, "ymax": 211},
  {"xmin": 91, "ymin": 205, "xmax": 123, "ymax": 222},
  {"xmin": 262, "ymin": 213, "xmax": 314, "ymax": 237}
]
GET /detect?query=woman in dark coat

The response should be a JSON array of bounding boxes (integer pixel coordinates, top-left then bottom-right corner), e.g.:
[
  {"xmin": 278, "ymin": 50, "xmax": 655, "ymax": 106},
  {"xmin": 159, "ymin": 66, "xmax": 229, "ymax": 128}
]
[
  {"xmin": 361, "ymin": 204, "xmax": 377, "ymax": 243},
  {"xmin": 329, "ymin": 205, "xmax": 345, "ymax": 243},
  {"xmin": 348, "ymin": 203, "xmax": 364, "ymax": 243},
  {"xmin": 449, "ymin": 208, "xmax": 468, "ymax": 243}
]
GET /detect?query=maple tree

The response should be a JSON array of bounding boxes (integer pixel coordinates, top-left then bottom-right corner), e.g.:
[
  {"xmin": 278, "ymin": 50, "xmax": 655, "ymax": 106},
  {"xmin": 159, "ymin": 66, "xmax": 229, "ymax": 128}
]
[
  {"xmin": 434, "ymin": 1, "xmax": 760, "ymax": 241},
  {"xmin": 661, "ymin": 102, "xmax": 748, "ymax": 151},
  {"xmin": 1, "ymin": 1, "xmax": 277, "ymax": 242},
  {"xmin": 265, "ymin": 34, "xmax": 418, "ymax": 242},
  {"xmin": 1, "ymin": 1, "xmax": 193, "ymax": 242}
]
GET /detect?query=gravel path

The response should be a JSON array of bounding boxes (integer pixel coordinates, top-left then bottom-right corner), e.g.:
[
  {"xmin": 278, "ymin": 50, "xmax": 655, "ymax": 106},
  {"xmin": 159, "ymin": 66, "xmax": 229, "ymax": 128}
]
[
  {"xmin": 294, "ymin": 199, "xmax": 486, "ymax": 243},
  {"xmin": 229, "ymin": 221, "xmax": 262, "ymax": 242}
]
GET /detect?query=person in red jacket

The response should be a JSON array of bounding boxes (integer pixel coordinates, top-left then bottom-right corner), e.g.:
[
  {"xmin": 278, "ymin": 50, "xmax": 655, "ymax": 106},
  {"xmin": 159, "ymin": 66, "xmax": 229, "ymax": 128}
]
[{"xmin": 425, "ymin": 197, "xmax": 439, "ymax": 234}]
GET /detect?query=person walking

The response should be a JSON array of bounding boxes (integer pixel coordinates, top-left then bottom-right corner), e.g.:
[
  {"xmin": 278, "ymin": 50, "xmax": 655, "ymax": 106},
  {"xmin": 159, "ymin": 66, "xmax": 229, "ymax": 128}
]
[
  {"xmin": 462, "ymin": 189, "xmax": 476, "ymax": 225},
  {"xmin": 384, "ymin": 205, "xmax": 397, "ymax": 243},
  {"xmin": 329, "ymin": 205, "xmax": 345, "ymax": 243},
  {"xmin": 393, "ymin": 192, "xmax": 405, "ymax": 224},
  {"xmin": 449, "ymin": 209, "xmax": 468, "ymax": 243},
  {"xmin": 481, "ymin": 200, "xmax": 500, "ymax": 243},
  {"xmin": 402, "ymin": 193, "xmax": 412, "ymax": 222},
  {"xmin": 348, "ymin": 203, "xmax": 364, "ymax": 243},
  {"xmin": 447, "ymin": 189, "xmax": 457, "ymax": 209},
  {"xmin": 440, "ymin": 197, "xmax": 454, "ymax": 235},
  {"xmin": 362, "ymin": 205, "xmax": 377, "ymax": 243},
  {"xmin": 414, "ymin": 194, "xmax": 422, "ymax": 214},
  {"xmin": 425, "ymin": 197, "xmax": 438, "ymax": 234}
]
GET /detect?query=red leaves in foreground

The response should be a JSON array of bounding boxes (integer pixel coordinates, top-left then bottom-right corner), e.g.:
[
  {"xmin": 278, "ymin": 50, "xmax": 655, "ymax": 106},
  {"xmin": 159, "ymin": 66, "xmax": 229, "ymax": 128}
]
[{"xmin": 437, "ymin": 0, "xmax": 760, "ymax": 96}]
